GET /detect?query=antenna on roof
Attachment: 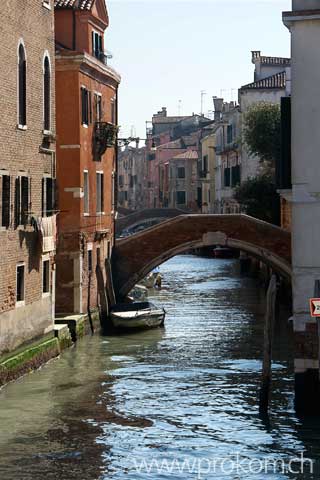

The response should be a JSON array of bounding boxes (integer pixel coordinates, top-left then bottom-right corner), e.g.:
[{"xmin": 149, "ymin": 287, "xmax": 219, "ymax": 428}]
[
  {"xmin": 200, "ymin": 90, "xmax": 206, "ymax": 115},
  {"xmin": 178, "ymin": 99, "xmax": 182, "ymax": 116}
]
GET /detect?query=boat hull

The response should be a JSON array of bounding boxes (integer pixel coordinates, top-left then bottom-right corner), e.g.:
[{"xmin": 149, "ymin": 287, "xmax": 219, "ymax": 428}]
[
  {"xmin": 110, "ymin": 302, "xmax": 165, "ymax": 330},
  {"xmin": 111, "ymin": 312, "xmax": 165, "ymax": 330}
]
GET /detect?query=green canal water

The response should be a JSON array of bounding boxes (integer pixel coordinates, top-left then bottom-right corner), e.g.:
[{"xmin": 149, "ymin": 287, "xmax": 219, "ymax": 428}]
[{"xmin": 1, "ymin": 255, "xmax": 320, "ymax": 479}]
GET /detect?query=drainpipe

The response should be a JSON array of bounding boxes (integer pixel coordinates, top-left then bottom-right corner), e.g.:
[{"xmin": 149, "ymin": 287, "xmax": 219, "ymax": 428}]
[{"xmin": 113, "ymin": 86, "xmax": 119, "ymax": 243}]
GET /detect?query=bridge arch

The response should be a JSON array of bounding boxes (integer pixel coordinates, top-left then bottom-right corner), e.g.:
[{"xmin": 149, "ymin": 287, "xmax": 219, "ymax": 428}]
[{"xmin": 112, "ymin": 214, "xmax": 292, "ymax": 300}]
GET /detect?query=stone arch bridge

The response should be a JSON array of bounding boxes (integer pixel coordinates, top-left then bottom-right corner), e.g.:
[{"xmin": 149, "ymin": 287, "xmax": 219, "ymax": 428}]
[{"xmin": 112, "ymin": 214, "xmax": 291, "ymax": 300}]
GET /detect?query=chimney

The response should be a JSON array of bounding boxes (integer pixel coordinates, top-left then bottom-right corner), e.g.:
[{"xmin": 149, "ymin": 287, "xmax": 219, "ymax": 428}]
[
  {"xmin": 251, "ymin": 51, "xmax": 261, "ymax": 63},
  {"xmin": 161, "ymin": 107, "xmax": 167, "ymax": 117},
  {"xmin": 213, "ymin": 96, "xmax": 223, "ymax": 122}
]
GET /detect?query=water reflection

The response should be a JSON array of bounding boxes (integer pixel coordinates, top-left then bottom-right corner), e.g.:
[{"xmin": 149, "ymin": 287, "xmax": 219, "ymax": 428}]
[{"xmin": 0, "ymin": 255, "xmax": 320, "ymax": 479}]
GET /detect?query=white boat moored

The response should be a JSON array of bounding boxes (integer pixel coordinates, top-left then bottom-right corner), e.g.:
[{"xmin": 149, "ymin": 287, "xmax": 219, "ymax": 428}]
[{"xmin": 110, "ymin": 302, "xmax": 165, "ymax": 330}]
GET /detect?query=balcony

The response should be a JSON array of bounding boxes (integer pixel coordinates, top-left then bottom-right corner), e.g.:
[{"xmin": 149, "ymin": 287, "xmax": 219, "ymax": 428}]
[
  {"xmin": 93, "ymin": 50, "xmax": 113, "ymax": 66},
  {"xmin": 93, "ymin": 122, "xmax": 118, "ymax": 159}
]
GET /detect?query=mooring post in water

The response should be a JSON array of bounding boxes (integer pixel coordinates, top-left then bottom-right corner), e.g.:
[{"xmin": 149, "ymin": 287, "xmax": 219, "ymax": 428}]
[{"xmin": 259, "ymin": 274, "xmax": 277, "ymax": 415}]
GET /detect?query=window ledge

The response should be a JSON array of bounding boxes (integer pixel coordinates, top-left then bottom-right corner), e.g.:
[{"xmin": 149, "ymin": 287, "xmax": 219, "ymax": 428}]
[
  {"xmin": 83, "ymin": 213, "xmax": 90, "ymax": 217},
  {"xmin": 42, "ymin": 292, "xmax": 50, "ymax": 298},
  {"xmin": 42, "ymin": 1, "xmax": 51, "ymax": 10},
  {"xmin": 43, "ymin": 129, "xmax": 52, "ymax": 136},
  {"xmin": 0, "ymin": 226, "xmax": 8, "ymax": 232},
  {"xmin": 16, "ymin": 301, "xmax": 25, "ymax": 308},
  {"xmin": 82, "ymin": 124, "xmax": 89, "ymax": 129},
  {"xmin": 17, "ymin": 124, "xmax": 27, "ymax": 131},
  {"xmin": 96, "ymin": 212, "xmax": 105, "ymax": 216}
]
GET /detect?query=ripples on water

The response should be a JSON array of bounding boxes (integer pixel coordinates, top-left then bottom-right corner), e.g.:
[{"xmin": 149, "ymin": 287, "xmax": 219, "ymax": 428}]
[{"xmin": 0, "ymin": 255, "xmax": 320, "ymax": 479}]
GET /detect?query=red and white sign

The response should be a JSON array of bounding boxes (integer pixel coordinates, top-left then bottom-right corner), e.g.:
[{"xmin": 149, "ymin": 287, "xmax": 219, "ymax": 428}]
[{"xmin": 310, "ymin": 298, "xmax": 320, "ymax": 317}]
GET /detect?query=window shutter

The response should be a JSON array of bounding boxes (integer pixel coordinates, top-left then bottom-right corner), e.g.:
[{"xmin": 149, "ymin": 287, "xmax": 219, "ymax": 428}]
[
  {"xmin": 98, "ymin": 34, "xmax": 103, "ymax": 55},
  {"xmin": 85, "ymin": 89, "xmax": 88, "ymax": 125},
  {"xmin": 91, "ymin": 31, "xmax": 95, "ymax": 56},
  {"xmin": 101, "ymin": 174, "xmax": 104, "ymax": 212},
  {"xmin": 41, "ymin": 177, "xmax": 45, "ymax": 217},
  {"xmin": 2, "ymin": 176, "xmax": 10, "ymax": 228},
  {"xmin": 81, "ymin": 87, "xmax": 86, "ymax": 125},
  {"xmin": 88, "ymin": 91, "xmax": 92, "ymax": 124},
  {"xmin": 53, "ymin": 178, "xmax": 57, "ymax": 212},
  {"xmin": 15, "ymin": 177, "xmax": 21, "ymax": 227},
  {"xmin": 21, "ymin": 176, "xmax": 29, "ymax": 224}
]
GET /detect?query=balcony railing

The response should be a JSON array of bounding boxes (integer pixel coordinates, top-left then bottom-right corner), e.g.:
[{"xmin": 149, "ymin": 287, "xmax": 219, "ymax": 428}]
[
  {"xmin": 93, "ymin": 122, "xmax": 118, "ymax": 159},
  {"xmin": 93, "ymin": 50, "xmax": 113, "ymax": 66}
]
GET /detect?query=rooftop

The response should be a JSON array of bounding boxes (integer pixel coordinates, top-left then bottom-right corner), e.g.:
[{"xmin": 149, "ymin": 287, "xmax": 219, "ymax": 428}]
[
  {"xmin": 152, "ymin": 116, "xmax": 190, "ymax": 125},
  {"xmin": 157, "ymin": 139, "xmax": 182, "ymax": 149},
  {"xmin": 171, "ymin": 150, "xmax": 198, "ymax": 160},
  {"xmin": 240, "ymin": 71, "xmax": 286, "ymax": 91},
  {"xmin": 251, "ymin": 51, "xmax": 291, "ymax": 66}
]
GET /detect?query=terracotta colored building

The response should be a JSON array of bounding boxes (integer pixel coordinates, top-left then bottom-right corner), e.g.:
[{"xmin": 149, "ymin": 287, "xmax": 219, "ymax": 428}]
[
  {"xmin": 54, "ymin": 0, "xmax": 120, "ymax": 315},
  {"xmin": 0, "ymin": 0, "xmax": 56, "ymax": 356}
]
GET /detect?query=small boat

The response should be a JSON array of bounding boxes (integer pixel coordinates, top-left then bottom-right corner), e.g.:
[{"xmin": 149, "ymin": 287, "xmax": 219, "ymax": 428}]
[
  {"xmin": 128, "ymin": 284, "xmax": 148, "ymax": 302},
  {"xmin": 110, "ymin": 302, "xmax": 165, "ymax": 330},
  {"xmin": 140, "ymin": 270, "xmax": 163, "ymax": 289}
]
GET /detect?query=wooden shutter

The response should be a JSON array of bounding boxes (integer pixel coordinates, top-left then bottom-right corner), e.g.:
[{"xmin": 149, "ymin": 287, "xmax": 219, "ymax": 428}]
[
  {"xmin": 98, "ymin": 34, "xmax": 103, "ymax": 54},
  {"xmin": 2, "ymin": 175, "xmax": 10, "ymax": 228},
  {"xmin": 41, "ymin": 177, "xmax": 45, "ymax": 216},
  {"xmin": 21, "ymin": 176, "xmax": 29, "ymax": 224},
  {"xmin": 53, "ymin": 178, "xmax": 57, "ymax": 212},
  {"xmin": 88, "ymin": 91, "xmax": 92, "ymax": 125},
  {"xmin": 101, "ymin": 174, "xmax": 104, "ymax": 212},
  {"xmin": 15, "ymin": 177, "xmax": 21, "ymax": 227},
  {"xmin": 91, "ymin": 31, "xmax": 95, "ymax": 56},
  {"xmin": 81, "ymin": 87, "xmax": 87, "ymax": 125}
]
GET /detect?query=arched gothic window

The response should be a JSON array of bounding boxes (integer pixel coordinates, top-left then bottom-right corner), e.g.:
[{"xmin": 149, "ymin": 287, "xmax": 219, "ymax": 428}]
[
  {"xmin": 18, "ymin": 44, "xmax": 27, "ymax": 126},
  {"xmin": 43, "ymin": 56, "xmax": 51, "ymax": 131}
]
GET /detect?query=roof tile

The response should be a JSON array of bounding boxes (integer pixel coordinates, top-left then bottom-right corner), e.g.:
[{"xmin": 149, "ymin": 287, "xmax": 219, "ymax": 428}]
[
  {"xmin": 171, "ymin": 150, "xmax": 198, "ymax": 160},
  {"xmin": 240, "ymin": 71, "xmax": 286, "ymax": 91}
]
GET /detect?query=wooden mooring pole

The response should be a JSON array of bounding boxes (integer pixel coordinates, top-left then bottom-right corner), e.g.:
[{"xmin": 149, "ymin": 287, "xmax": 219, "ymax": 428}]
[
  {"xmin": 259, "ymin": 274, "xmax": 277, "ymax": 415},
  {"xmin": 314, "ymin": 280, "xmax": 320, "ymax": 382}
]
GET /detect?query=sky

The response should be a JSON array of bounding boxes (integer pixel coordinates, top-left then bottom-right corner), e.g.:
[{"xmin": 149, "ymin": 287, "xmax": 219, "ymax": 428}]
[{"xmin": 106, "ymin": 0, "xmax": 291, "ymax": 139}]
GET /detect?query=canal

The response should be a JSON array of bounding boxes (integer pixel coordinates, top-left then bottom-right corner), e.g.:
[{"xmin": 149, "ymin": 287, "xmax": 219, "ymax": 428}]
[{"xmin": 0, "ymin": 255, "xmax": 320, "ymax": 479}]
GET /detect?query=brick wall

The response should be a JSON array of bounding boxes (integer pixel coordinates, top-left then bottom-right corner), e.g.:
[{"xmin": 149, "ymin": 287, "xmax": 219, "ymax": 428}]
[{"xmin": 0, "ymin": 0, "xmax": 56, "ymax": 355}]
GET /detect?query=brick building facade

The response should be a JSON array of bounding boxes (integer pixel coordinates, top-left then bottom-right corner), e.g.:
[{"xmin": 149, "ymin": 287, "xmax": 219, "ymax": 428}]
[
  {"xmin": 54, "ymin": 0, "xmax": 120, "ymax": 315},
  {"xmin": 0, "ymin": 0, "xmax": 56, "ymax": 355}
]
